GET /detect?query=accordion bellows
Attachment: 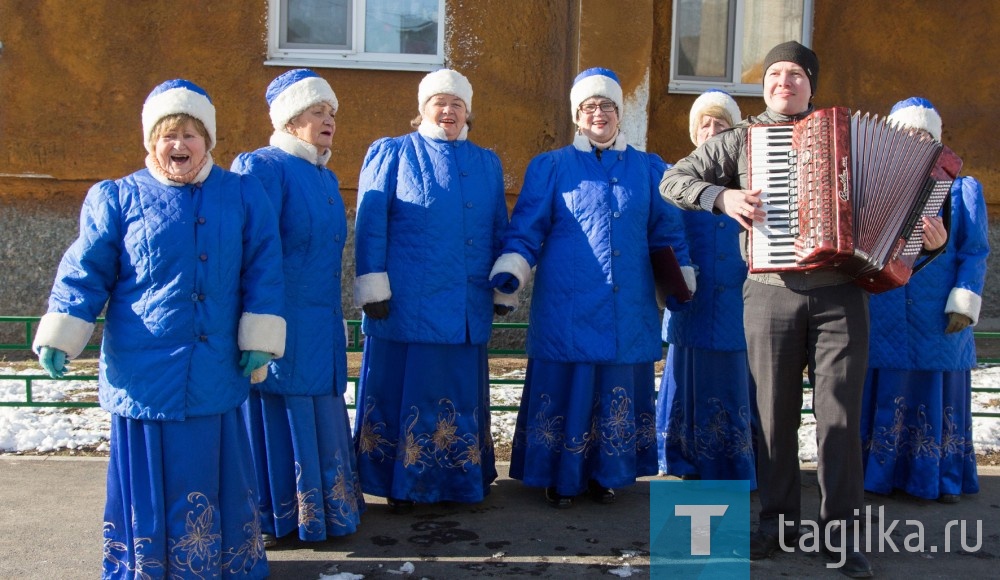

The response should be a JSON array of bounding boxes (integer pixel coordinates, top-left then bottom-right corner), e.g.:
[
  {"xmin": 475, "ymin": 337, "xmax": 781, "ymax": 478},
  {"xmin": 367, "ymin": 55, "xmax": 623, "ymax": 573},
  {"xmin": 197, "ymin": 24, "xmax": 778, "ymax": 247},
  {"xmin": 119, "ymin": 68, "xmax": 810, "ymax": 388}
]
[{"xmin": 747, "ymin": 106, "xmax": 961, "ymax": 293}]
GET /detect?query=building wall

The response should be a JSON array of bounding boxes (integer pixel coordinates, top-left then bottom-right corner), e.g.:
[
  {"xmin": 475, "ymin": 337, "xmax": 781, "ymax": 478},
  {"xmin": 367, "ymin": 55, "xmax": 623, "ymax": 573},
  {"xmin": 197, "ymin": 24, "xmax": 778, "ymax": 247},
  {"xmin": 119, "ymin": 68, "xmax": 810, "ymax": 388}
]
[{"xmin": 2, "ymin": 0, "xmax": 999, "ymax": 327}]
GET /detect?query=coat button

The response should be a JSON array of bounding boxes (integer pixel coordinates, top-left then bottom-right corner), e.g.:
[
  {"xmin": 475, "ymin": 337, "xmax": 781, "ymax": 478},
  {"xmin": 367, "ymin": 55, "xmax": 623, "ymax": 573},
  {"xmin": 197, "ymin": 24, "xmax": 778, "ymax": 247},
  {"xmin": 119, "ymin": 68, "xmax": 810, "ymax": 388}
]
[
  {"xmin": 197, "ymin": 216, "xmax": 206, "ymax": 224},
  {"xmin": 198, "ymin": 294, "xmax": 205, "ymax": 301},
  {"xmin": 613, "ymin": 211, "xmax": 621, "ymax": 218},
  {"xmin": 328, "ymin": 197, "xmax": 335, "ymax": 204},
  {"xmin": 466, "ymin": 202, "xmax": 473, "ymax": 208},
  {"xmin": 191, "ymin": 293, "xmax": 199, "ymax": 301},
  {"xmin": 199, "ymin": 335, "xmax": 207, "ymax": 342},
  {"xmin": 199, "ymin": 253, "xmax": 208, "ymax": 261},
  {"xmin": 610, "ymin": 177, "xmax": 619, "ymax": 184},
  {"xmin": 613, "ymin": 249, "xmax": 621, "ymax": 256},
  {"xmin": 466, "ymin": 239, "xmax": 473, "ymax": 245}
]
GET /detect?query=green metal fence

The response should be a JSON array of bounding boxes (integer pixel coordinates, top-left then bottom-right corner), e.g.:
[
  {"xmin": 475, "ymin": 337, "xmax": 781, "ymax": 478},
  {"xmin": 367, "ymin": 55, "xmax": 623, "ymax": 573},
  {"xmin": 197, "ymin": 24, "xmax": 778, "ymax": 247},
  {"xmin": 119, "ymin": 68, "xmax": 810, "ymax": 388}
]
[{"xmin": 2, "ymin": 316, "xmax": 999, "ymax": 418}]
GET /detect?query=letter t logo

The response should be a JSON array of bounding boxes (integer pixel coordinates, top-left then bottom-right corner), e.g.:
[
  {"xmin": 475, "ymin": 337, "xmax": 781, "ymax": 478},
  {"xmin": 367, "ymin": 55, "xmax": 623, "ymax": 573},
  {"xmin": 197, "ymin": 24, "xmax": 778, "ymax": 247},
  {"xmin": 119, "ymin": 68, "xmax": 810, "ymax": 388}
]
[{"xmin": 675, "ymin": 504, "xmax": 729, "ymax": 555}]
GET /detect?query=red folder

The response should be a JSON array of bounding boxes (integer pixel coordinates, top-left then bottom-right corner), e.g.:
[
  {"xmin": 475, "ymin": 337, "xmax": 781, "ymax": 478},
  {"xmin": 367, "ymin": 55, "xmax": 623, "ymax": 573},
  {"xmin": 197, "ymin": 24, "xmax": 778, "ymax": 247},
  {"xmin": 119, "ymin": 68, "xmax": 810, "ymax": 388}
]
[{"xmin": 650, "ymin": 246, "xmax": 692, "ymax": 307}]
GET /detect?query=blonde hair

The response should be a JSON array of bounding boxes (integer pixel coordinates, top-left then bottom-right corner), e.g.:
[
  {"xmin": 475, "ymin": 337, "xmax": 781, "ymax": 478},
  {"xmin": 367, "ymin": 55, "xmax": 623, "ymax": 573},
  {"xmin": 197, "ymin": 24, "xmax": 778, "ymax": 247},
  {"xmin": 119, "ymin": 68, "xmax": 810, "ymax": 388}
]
[{"xmin": 148, "ymin": 114, "xmax": 211, "ymax": 150}]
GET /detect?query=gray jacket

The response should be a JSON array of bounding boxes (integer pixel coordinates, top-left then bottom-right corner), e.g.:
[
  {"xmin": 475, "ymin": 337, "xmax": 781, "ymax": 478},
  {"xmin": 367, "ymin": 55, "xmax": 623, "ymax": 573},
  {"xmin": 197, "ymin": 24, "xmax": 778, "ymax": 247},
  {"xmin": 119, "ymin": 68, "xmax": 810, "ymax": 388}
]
[{"xmin": 659, "ymin": 105, "xmax": 853, "ymax": 290}]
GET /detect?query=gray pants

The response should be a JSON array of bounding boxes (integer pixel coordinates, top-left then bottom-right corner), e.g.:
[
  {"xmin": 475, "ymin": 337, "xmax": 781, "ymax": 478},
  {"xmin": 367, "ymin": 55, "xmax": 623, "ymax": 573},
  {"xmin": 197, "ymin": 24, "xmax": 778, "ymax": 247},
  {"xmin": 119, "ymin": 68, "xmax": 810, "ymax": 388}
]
[{"xmin": 744, "ymin": 279, "xmax": 869, "ymax": 535}]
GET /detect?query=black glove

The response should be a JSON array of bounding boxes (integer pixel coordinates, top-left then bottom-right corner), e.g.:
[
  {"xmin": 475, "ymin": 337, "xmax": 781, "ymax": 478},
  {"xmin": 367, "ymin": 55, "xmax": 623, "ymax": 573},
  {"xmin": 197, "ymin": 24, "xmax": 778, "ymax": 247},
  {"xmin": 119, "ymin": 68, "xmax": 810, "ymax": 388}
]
[
  {"xmin": 363, "ymin": 300, "xmax": 390, "ymax": 320},
  {"xmin": 494, "ymin": 304, "xmax": 514, "ymax": 316}
]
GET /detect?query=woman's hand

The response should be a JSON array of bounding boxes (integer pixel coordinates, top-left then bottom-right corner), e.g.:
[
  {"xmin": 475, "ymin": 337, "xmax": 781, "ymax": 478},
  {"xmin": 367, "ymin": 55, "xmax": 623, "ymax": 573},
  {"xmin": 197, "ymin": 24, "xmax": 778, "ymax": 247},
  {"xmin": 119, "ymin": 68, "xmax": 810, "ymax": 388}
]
[
  {"xmin": 239, "ymin": 350, "xmax": 273, "ymax": 377},
  {"xmin": 38, "ymin": 346, "xmax": 68, "ymax": 379}
]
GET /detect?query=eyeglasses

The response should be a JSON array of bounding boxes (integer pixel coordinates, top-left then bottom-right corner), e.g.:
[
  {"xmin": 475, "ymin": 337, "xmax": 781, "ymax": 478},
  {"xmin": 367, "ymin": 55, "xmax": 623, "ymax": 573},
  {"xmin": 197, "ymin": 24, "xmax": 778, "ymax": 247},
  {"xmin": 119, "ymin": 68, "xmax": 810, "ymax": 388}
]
[{"xmin": 579, "ymin": 101, "xmax": 617, "ymax": 114}]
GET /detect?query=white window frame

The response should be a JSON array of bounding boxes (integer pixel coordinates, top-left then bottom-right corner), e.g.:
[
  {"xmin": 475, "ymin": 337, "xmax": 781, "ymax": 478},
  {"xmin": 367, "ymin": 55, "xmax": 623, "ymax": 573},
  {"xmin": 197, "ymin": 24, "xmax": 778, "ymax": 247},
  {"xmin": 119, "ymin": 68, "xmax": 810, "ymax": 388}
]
[
  {"xmin": 265, "ymin": 0, "xmax": 445, "ymax": 71},
  {"xmin": 668, "ymin": 0, "xmax": 814, "ymax": 96}
]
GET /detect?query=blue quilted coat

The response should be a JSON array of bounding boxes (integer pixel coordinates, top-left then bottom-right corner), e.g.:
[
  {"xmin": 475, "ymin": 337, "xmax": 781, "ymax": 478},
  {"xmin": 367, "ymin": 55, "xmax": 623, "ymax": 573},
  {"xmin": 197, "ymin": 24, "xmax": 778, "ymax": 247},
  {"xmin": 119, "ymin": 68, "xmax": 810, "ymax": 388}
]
[
  {"xmin": 232, "ymin": 146, "xmax": 349, "ymax": 396},
  {"xmin": 354, "ymin": 132, "xmax": 508, "ymax": 345},
  {"xmin": 501, "ymin": 144, "xmax": 689, "ymax": 364},
  {"xmin": 868, "ymin": 176, "xmax": 989, "ymax": 370},
  {"xmin": 663, "ymin": 210, "xmax": 747, "ymax": 350},
  {"xmin": 39, "ymin": 166, "xmax": 285, "ymax": 420}
]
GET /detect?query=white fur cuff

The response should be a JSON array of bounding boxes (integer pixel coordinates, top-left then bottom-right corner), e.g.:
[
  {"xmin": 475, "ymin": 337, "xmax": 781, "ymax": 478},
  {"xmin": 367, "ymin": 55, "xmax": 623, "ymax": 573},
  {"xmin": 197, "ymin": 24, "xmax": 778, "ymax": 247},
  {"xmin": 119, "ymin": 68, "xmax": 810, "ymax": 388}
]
[
  {"xmin": 238, "ymin": 312, "xmax": 286, "ymax": 358},
  {"xmin": 945, "ymin": 287, "xmax": 982, "ymax": 326},
  {"xmin": 681, "ymin": 266, "xmax": 697, "ymax": 295},
  {"xmin": 32, "ymin": 312, "xmax": 96, "ymax": 359},
  {"xmin": 354, "ymin": 272, "xmax": 392, "ymax": 308},
  {"xmin": 489, "ymin": 252, "xmax": 532, "ymax": 293}
]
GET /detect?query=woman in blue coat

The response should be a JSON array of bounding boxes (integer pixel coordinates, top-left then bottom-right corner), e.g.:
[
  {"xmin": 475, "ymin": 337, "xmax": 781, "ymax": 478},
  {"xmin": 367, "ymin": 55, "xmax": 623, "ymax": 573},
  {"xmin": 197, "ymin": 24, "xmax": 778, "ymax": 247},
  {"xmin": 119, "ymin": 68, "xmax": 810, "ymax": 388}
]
[
  {"xmin": 657, "ymin": 90, "xmax": 758, "ymax": 484},
  {"xmin": 353, "ymin": 69, "xmax": 512, "ymax": 512},
  {"xmin": 33, "ymin": 79, "xmax": 284, "ymax": 578},
  {"xmin": 491, "ymin": 68, "xmax": 693, "ymax": 508},
  {"xmin": 231, "ymin": 69, "xmax": 364, "ymax": 545},
  {"xmin": 861, "ymin": 97, "xmax": 990, "ymax": 504}
]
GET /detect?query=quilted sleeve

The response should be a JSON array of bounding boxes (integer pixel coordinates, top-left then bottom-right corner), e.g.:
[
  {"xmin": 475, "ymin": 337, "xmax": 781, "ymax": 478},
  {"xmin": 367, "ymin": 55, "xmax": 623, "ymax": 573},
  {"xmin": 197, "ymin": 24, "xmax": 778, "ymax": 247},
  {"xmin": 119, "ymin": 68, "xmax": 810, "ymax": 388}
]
[
  {"xmin": 946, "ymin": 176, "xmax": 990, "ymax": 323},
  {"xmin": 353, "ymin": 137, "xmax": 400, "ymax": 306},
  {"xmin": 33, "ymin": 180, "xmax": 123, "ymax": 358},
  {"xmin": 237, "ymin": 173, "xmax": 286, "ymax": 357},
  {"xmin": 231, "ymin": 151, "xmax": 284, "ymax": 218},
  {"xmin": 647, "ymin": 153, "xmax": 692, "ymax": 267},
  {"xmin": 501, "ymin": 153, "xmax": 559, "ymax": 269}
]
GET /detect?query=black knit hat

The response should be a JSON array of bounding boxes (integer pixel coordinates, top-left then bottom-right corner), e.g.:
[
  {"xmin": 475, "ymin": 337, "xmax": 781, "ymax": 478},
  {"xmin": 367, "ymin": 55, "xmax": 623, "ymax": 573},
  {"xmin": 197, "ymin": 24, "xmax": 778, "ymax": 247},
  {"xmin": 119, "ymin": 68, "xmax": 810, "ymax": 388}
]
[{"xmin": 762, "ymin": 40, "xmax": 819, "ymax": 95}]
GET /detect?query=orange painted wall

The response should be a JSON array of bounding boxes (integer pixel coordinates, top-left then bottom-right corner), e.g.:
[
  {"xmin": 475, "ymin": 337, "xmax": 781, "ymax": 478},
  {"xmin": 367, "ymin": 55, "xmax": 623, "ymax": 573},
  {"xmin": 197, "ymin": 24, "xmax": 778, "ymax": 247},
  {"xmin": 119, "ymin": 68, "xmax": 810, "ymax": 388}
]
[{"xmin": 3, "ymin": 1, "xmax": 995, "ymax": 203}]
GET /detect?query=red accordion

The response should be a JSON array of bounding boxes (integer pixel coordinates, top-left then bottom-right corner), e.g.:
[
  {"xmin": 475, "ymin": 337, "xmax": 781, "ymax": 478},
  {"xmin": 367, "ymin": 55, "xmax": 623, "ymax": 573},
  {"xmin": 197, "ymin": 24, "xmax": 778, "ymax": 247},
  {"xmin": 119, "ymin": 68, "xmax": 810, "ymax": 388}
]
[{"xmin": 747, "ymin": 106, "xmax": 961, "ymax": 293}]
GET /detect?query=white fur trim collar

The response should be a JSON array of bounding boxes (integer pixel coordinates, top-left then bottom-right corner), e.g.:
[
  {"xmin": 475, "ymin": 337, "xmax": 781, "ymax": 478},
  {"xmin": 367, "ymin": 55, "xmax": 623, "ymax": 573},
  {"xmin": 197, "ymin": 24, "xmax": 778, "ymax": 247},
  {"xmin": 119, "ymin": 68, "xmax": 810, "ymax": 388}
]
[
  {"xmin": 417, "ymin": 119, "xmax": 468, "ymax": 141},
  {"xmin": 270, "ymin": 130, "xmax": 331, "ymax": 166},
  {"xmin": 572, "ymin": 130, "xmax": 627, "ymax": 153}
]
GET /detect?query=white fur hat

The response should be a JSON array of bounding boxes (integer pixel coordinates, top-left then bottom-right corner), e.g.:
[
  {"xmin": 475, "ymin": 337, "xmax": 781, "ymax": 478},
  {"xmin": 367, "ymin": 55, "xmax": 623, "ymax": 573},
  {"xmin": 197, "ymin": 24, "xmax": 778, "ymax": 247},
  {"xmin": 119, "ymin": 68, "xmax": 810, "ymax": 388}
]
[
  {"xmin": 689, "ymin": 89, "xmax": 741, "ymax": 146},
  {"xmin": 887, "ymin": 97, "xmax": 942, "ymax": 141},
  {"xmin": 418, "ymin": 69, "xmax": 473, "ymax": 114},
  {"xmin": 141, "ymin": 79, "xmax": 217, "ymax": 152},
  {"xmin": 570, "ymin": 67, "xmax": 623, "ymax": 120},
  {"xmin": 266, "ymin": 68, "xmax": 338, "ymax": 131}
]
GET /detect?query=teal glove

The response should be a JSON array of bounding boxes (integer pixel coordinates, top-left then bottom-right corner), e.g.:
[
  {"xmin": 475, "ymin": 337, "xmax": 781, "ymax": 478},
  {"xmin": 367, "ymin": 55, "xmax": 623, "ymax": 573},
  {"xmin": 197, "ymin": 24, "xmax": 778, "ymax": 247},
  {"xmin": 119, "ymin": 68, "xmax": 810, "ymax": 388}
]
[
  {"xmin": 239, "ymin": 350, "xmax": 273, "ymax": 377},
  {"xmin": 38, "ymin": 346, "xmax": 68, "ymax": 379}
]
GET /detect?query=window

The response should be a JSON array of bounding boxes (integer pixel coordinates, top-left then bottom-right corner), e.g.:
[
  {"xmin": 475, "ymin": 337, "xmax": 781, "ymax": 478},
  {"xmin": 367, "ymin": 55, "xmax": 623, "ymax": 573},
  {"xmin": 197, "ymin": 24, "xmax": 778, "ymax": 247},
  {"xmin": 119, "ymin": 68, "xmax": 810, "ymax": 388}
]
[
  {"xmin": 266, "ymin": 0, "xmax": 445, "ymax": 71},
  {"xmin": 669, "ymin": 0, "xmax": 813, "ymax": 96}
]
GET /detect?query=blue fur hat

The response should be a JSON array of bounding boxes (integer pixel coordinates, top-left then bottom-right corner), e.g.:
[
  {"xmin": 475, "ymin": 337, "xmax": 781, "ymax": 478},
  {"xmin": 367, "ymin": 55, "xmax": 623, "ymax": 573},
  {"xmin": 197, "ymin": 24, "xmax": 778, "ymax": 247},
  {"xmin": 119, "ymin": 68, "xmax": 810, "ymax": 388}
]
[
  {"xmin": 570, "ymin": 67, "xmax": 623, "ymax": 119},
  {"xmin": 141, "ymin": 79, "xmax": 216, "ymax": 152},
  {"xmin": 266, "ymin": 69, "xmax": 338, "ymax": 131},
  {"xmin": 888, "ymin": 97, "xmax": 942, "ymax": 141}
]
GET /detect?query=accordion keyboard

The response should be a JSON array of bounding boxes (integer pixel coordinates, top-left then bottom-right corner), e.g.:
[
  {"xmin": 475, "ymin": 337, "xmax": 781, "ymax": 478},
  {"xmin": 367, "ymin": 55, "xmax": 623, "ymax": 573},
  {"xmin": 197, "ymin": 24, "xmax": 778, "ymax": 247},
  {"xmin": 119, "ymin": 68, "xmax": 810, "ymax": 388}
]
[{"xmin": 748, "ymin": 124, "xmax": 798, "ymax": 269}]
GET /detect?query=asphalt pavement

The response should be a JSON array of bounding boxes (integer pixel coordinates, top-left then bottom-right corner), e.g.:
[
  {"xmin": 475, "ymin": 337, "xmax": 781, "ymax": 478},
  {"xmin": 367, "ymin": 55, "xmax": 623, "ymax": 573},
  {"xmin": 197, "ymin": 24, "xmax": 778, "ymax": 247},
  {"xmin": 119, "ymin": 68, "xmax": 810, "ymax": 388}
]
[{"xmin": 1, "ymin": 456, "xmax": 998, "ymax": 579}]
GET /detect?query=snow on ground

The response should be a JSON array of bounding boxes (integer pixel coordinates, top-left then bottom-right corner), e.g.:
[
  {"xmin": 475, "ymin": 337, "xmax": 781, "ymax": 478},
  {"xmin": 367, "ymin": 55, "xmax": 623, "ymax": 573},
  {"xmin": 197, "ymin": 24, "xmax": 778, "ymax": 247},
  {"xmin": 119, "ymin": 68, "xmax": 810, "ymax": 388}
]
[{"xmin": 2, "ymin": 364, "xmax": 1000, "ymax": 459}]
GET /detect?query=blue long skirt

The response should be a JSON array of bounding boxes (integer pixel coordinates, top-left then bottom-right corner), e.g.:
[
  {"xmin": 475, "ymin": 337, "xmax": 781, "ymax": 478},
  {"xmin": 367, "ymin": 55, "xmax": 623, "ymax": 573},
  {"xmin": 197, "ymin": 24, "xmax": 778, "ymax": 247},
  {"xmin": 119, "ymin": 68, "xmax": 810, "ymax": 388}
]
[
  {"xmin": 861, "ymin": 368, "xmax": 979, "ymax": 499},
  {"xmin": 353, "ymin": 336, "xmax": 497, "ymax": 503},
  {"xmin": 509, "ymin": 359, "xmax": 658, "ymax": 496},
  {"xmin": 103, "ymin": 409, "xmax": 269, "ymax": 579},
  {"xmin": 243, "ymin": 392, "xmax": 364, "ymax": 541},
  {"xmin": 656, "ymin": 345, "xmax": 758, "ymax": 485}
]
